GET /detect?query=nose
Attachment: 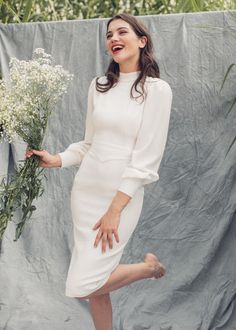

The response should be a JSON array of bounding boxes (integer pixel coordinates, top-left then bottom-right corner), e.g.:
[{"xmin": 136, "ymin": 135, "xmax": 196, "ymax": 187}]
[{"xmin": 110, "ymin": 33, "xmax": 119, "ymax": 43}]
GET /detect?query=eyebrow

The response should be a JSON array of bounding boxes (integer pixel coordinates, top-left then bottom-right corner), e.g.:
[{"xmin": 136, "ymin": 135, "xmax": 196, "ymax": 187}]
[{"xmin": 106, "ymin": 27, "xmax": 129, "ymax": 36}]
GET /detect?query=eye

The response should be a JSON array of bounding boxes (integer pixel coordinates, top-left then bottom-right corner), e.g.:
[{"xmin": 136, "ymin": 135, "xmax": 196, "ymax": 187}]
[{"xmin": 119, "ymin": 31, "xmax": 127, "ymax": 35}]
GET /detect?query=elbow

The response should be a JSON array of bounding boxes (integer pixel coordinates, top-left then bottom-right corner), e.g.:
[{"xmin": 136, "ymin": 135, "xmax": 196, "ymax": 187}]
[
  {"xmin": 118, "ymin": 168, "xmax": 159, "ymax": 197},
  {"xmin": 121, "ymin": 167, "xmax": 159, "ymax": 184}
]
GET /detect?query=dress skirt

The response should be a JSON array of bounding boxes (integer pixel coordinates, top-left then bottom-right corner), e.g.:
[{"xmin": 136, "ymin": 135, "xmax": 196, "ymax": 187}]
[{"xmin": 65, "ymin": 141, "xmax": 144, "ymax": 298}]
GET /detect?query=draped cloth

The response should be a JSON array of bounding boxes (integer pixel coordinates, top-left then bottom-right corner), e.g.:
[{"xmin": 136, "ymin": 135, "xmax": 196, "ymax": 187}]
[{"xmin": 0, "ymin": 10, "xmax": 236, "ymax": 329}]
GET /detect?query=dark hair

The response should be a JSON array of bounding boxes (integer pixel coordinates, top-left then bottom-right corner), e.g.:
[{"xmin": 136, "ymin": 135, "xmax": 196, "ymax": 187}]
[{"xmin": 95, "ymin": 13, "xmax": 160, "ymax": 103}]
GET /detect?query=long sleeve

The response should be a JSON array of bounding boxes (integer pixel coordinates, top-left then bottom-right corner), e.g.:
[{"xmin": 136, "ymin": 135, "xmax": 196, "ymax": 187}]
[
  {"xmin": 58, "ymin": 77, "xmax": 96, "ymax": 168},
  {"xmin": 117, "ymin": 79, "xmax": 173, "ymax": 198}
]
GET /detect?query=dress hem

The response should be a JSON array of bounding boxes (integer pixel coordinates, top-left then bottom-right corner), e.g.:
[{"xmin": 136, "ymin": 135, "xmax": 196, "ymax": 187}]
[{"xmin": 65, "ymin": 254, "xmax": 123, "ymax": 299}]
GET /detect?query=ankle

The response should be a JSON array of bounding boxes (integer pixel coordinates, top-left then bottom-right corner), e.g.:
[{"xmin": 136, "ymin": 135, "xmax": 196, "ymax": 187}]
[{"xmin": 141, "ymin": 262, "xmax": 153, "ymax": 279}]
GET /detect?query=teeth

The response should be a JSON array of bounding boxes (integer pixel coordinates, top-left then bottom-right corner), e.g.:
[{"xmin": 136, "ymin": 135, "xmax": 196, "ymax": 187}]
[{"xmin": 112, "ymin": 45, "xmax": 124, "ymax": 51}]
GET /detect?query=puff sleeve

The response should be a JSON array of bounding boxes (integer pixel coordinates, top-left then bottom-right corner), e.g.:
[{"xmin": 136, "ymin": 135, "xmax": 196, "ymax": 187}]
[
  {"xmin": 58, "ymin": 77, "xmax": 96, "ymax": 167},
  {"xmin": 117, "ymin": 79, "xmax": 173, "ymax": 198}
]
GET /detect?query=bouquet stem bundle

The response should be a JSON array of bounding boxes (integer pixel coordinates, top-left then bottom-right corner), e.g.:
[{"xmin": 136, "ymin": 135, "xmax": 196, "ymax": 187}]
[
  {"xmin": 0, "ymin": 48, "xmax": 73, "ymax": 242},
  {"xmin": 0, "ymin": 155, "xmax": 43, "ymax": 241}
]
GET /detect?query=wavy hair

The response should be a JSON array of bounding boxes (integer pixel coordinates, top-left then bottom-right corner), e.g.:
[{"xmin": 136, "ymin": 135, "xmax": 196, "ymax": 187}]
[{"xmin": 95, "ymin": 13, "xmax": 160, "ymax": 103}]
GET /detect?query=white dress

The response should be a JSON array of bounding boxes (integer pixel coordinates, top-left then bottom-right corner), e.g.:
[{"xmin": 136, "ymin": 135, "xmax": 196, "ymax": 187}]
[{"xmin": 58, "ymin": 71, "xmax": 173, "ymax": 298}]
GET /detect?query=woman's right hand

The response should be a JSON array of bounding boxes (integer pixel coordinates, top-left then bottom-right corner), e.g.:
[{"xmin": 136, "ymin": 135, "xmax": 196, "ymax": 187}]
[{"xmin": 25, "ymin": 149, "xmax": 62, "ymax": 168}]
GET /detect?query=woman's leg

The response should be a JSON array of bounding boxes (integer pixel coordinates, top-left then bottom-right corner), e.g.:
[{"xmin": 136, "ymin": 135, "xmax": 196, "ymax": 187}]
[
  {"xmin": 82, "ymin": 253, "xmax": 165, "ymax": 330},
  {"xmin": 88, "ymin": 262, "xmax": 149, "ymax": 330},
  {"xmin": 89, "ymin": 293, "xmax": 112, "ymax": 330},
  {"xmin": 80, "ymin": 253, "xmax": 166, "ymax": 300}
]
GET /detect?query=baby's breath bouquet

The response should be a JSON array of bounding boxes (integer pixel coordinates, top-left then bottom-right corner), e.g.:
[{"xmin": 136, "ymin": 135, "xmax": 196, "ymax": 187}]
[{"xmin": 0, "ymin": 48, "xmax": 73, "ymax": 242}]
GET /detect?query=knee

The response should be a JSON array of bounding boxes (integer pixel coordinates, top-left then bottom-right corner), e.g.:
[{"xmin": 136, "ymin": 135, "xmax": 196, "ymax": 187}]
[
  {"xmin": 76, "ymin": 293, "xmax": 101, "ymax": 300},
  {"xmin": 77, "ymin": 293, "xmax": 110, "ymax": 302},
  {"xmin": 89, "ymin": 293, "xmax": 110, "ymax": 303},
  {"xmin": 77, "ymin": 293, "xmax": 107, "ymax": 301}
]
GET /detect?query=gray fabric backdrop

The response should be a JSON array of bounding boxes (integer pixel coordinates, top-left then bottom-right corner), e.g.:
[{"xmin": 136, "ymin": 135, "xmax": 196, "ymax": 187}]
[{"xmin": 0, "ymin": 10, "xmax": 236, "ymax": 330}]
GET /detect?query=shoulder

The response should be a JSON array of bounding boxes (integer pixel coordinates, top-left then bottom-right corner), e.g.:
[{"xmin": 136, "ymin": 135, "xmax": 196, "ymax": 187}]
[
  {"xmin": 87, "ymin": 76, "xmax": 100, "ymax": 95},
  {"xmin": 89, "ymin": 76, "xmax": 98, "ymax": 88},
  {"xmin": 145, "ymin": 77, "xmax": 172, "ymax": 95},
  {"xmin": 144, "ymin": 77, "xmax": 173, "ymax": 103},
  {"xmin": 91, "ymin": 75, "xmax": 107, "ymax": 85},
  {"xmin": 88, "ymin": 75, "xmax": 107, "ymax": 91}
]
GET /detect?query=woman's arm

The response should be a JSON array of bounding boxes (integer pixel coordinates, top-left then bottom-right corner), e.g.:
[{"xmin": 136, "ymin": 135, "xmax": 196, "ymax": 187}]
[
  {"xmin": 117, "ymin": 79, "xmax": 173, "ymax": 198},
  {"xmin": 93, "ymin": 190, "xmax": 131, "ymax": 253},
  {"xmin": 25, "ymin": 149, "xmax": 62, "ymax": 168},
  {"xmin": 58, "ymin": 76, "xmax": 96, "ymax": 168},
  {"xmin": 26, "ymin": 77, "xmax": 97, "ymax": 168},
  {"xmin": 109, "ymin": 190, "xmax": 132, "ymax": 213},
  {"xmin": 106, "ymin": 79, "xmax": 173, "ymax": 214}
]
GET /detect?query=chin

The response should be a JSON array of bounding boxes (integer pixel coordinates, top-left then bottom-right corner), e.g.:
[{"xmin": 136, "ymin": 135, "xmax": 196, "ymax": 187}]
[
  {"xmin": 113, "ymin": 59, "xmax": 121, "ymax": 64},
  {"xmin": 112, "ymin": 57, "xmax": 127, "ymax": 65},
  {"xmin": 111, "ymin": 56, "xmax": 121, "ymax": 63}
]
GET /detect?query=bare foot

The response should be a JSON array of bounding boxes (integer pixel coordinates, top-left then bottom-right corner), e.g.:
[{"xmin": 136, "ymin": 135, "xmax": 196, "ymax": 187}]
[{"xmin": 144, "ymin": 253, "xmax": 166, "ymax": 280}]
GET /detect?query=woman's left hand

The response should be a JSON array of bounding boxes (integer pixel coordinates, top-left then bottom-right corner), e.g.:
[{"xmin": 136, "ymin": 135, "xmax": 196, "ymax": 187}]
[{"xmin": 92, "ymin": 207, "xmax": 120, "ymax": 253}]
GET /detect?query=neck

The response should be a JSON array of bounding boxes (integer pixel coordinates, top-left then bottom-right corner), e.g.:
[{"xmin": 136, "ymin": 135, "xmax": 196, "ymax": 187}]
[
  {"xmin": 119, "ymin": 61, "xmax": 139, "ymax": 73},
  {"xmin": 118, "ymin": 70, "xmax": 141, "ymax": 82}
]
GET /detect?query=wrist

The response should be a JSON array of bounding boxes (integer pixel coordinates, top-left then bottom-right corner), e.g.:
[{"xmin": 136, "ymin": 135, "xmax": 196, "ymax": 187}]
[
  {"xmin": 109, "ymin": 191, "xmax": 132, "ymax": 214},
  {"xmin": 53, "ymin": 154, "xmax": 62, "ymax": 167},
  {"xmin": 109, "ymin": 204, "xmax": 122, "ymax": 214}
]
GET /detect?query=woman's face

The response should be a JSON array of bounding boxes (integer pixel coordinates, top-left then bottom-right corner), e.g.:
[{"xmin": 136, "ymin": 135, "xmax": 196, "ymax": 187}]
[{"xmin": 106, "ymin": 19, "xmax": 146, "ymax": 71}]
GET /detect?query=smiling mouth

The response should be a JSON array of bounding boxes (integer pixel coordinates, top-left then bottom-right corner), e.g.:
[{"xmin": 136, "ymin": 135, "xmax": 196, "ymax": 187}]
[{"xmin": 111, "ymin": 46, "xmax": 125, "ymax": 55}]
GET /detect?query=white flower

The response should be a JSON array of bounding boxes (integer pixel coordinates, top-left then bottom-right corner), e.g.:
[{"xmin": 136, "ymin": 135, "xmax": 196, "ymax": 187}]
[{"xmin": 0, "ymin": 48, "xmax": 73, "ymax": 143}]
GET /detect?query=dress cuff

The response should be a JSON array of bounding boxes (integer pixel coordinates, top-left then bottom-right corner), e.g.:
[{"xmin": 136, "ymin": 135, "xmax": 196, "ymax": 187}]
[
  {"xmin": 58, "ymin": 150, "xmax": 82, "ymax": 168},
  {"xmin": 118, "ymin": 178, "xmax": 142, "ymax": 198}
]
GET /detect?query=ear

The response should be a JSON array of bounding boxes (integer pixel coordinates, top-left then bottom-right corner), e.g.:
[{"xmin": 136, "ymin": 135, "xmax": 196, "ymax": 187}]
[{"xmin": 139, "ymin": 36, "xmax": 147, "ymax": 49}]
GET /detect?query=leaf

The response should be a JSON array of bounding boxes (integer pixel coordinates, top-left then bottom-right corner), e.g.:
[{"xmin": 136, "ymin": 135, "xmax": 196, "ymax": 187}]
[
  {"xmin": 14, "ymin": 221, "xmax": 25, "ymax": 241},
  {"xmin": 3, "ymin": 1, "xmax": 22, "ymax": 23},
  {"xmin": 22, "ymin": 0, "xmax": 34, "ymax": 22}
]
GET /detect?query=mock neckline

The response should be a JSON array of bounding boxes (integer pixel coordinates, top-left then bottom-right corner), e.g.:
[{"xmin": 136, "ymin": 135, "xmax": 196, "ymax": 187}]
[{"xmin": 119, "ymin": 71, "xmax": 140, "ymax": 82}]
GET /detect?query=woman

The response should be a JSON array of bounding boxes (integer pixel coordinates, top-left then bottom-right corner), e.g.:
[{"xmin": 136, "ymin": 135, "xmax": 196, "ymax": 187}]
[{"xmin": 26, "ymin": 13, "xmax": 172, "ymax": 330}]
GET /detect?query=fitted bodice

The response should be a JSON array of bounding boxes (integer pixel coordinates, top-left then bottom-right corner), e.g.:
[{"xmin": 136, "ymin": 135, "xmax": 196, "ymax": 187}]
[
  {"xmin": 59, "ymin": 71, "xmax": 173, "ymax": 198},
  {"xmin": 91, "ymin": 71, "xmax": 144, "ymax": 152}
]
